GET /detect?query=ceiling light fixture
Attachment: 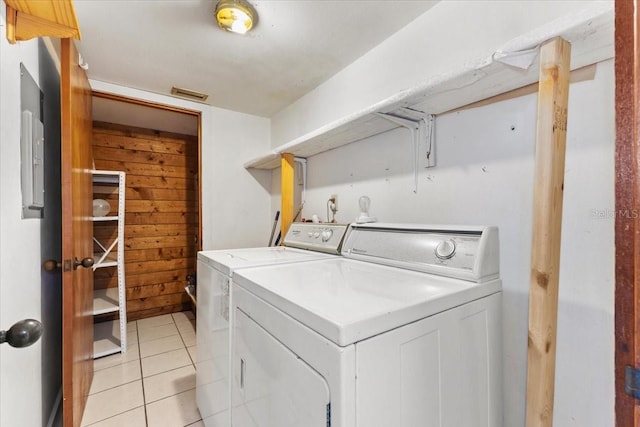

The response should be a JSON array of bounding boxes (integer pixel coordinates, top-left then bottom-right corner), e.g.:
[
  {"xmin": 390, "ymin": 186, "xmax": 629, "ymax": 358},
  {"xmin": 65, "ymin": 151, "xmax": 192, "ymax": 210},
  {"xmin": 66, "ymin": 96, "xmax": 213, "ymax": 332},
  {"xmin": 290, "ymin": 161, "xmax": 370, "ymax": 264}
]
[{"xmin": 215, "ymin": 0, "xmax": 257, "ymax": 35}]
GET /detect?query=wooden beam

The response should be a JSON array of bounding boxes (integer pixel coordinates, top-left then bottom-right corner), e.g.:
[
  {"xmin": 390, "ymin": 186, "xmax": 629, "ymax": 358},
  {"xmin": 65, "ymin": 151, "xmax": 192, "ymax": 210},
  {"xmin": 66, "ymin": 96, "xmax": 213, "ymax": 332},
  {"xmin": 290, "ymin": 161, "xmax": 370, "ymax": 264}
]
[
  {"xmin": 5, "ymin": 5, "xmax": 17, "ymax": 44},
  {"xmin": 4, "ymin": 0, "xmax": 81, "ymax": 44},
  {"xmin": 280, "ymin": 153, "xmax": 295, "ymax": 242},
  {"xmin": 525, "ymin": 37, "xmax": 571, "ymax": 427},
  {"xmin": 614, "ymin": 0, "xmax": 640, "ymax": 425}
]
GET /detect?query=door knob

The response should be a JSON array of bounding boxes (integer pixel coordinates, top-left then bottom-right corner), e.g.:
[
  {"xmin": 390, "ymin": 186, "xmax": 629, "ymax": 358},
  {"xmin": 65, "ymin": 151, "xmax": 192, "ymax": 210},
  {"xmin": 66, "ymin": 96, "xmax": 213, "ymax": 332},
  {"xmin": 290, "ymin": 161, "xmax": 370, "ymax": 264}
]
[
  {"xmin": 44, "ymin": 257, "xmax": 94, "ymax": 271},
  {"xmin": 73, "ymin": 257, "xmax": 94, "ymax": 270},
  {"xmin": 0, "ymin": 319, "xmax": 43, "ymax": 348},
  {"xmin": 43, "ymin": 260, "xmax": 62, "ymax": 271}
]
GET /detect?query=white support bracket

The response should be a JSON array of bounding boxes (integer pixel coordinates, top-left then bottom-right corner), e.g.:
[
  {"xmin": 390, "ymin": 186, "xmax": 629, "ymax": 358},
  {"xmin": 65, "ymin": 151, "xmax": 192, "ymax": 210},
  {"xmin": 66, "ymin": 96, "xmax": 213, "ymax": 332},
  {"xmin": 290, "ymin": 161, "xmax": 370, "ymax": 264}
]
[
  {"xmin": 376, "ymin": 111, "xmax": 436, "ymax": 193},
  {"xmin": 294, "ymin": 157, "xmax": 307, "ymax": 204}
]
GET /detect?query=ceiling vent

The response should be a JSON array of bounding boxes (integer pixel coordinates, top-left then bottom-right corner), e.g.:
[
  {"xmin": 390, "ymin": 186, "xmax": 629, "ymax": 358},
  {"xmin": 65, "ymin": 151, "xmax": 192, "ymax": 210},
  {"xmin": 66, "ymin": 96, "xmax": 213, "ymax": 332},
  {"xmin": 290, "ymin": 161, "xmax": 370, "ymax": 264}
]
[{"xmin": 171, "ymin": 86, "xmax": 209, "ymax": 102}]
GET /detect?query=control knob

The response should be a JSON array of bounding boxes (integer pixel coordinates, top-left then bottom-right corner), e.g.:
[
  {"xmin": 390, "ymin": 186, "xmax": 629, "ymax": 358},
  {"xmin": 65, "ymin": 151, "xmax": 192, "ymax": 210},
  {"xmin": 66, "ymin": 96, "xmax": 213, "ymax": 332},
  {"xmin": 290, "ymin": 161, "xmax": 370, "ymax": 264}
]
[
  {"xmin": 321, "ymin": 229, "xmax": 333, "ymax": 242},
  {"xmin": 435, "ymin": 239, "xmax": 456, "ymax": 260}
]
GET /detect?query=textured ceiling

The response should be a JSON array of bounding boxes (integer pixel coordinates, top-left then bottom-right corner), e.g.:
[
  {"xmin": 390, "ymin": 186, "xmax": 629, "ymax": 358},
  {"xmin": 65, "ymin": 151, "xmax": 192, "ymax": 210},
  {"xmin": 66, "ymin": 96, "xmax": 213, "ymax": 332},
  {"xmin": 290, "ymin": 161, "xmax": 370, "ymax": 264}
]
[{"xmin": 74, "ymin": 0, "xmax": 438, "ymax": 118}]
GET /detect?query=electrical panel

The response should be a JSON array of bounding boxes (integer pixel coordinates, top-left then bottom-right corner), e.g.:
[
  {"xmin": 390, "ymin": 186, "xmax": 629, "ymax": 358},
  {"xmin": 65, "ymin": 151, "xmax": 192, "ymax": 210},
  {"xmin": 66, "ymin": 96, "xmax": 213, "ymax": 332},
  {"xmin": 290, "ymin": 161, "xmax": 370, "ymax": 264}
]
[
  {"xmin": 20, "ymin": 63, "xmax": 44, "ymax": 219},
  {"xmin": 21, "ymin": 110, "xmax": 45, "ymax": 211}
]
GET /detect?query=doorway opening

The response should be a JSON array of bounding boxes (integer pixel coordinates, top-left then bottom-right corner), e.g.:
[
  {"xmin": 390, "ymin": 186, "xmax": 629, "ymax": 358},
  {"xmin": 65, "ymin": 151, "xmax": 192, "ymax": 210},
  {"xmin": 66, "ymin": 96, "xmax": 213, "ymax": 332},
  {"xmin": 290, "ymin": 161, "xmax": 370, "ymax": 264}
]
[{"xmin": 90, "ymin": 92, "xmax": 201, "ymax": 324}]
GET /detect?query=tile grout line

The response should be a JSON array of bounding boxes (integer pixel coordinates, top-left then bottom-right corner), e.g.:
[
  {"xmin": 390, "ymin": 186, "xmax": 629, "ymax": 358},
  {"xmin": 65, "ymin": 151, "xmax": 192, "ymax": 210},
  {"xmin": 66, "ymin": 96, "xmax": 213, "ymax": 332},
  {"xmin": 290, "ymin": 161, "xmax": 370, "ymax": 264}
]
[{"xmin": 135, "ymin": 321, "xmax": 151, "ymax": 427}]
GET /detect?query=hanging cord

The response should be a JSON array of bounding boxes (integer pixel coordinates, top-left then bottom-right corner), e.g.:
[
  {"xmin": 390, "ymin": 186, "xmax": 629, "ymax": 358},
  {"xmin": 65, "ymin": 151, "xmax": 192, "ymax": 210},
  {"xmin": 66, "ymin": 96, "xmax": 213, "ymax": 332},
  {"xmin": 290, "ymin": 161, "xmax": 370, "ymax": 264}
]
[{"xmin": 327, "ymin": 198, "xmax": 337, "ymax": 223}]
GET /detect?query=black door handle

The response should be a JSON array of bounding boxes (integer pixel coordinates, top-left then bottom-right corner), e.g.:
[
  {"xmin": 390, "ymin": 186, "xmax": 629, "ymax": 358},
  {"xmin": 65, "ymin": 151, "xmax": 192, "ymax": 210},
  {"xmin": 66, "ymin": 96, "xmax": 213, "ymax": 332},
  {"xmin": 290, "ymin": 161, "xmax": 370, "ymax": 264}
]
[{"xmin": 0, "ymin": 319, "xmax": 43, "ymax": 348}]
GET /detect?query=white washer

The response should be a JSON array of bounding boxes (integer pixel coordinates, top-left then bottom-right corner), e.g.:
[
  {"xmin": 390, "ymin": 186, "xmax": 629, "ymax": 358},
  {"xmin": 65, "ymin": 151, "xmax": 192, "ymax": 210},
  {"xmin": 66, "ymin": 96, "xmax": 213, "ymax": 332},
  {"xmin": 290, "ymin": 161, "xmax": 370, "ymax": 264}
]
[
  {"xmin": 231, "ymin": 223, "xmax": 503, "ymax": 427},
  {"xmin": 196, "ymin": 223, "xmax": 349, "ymax": 427}
]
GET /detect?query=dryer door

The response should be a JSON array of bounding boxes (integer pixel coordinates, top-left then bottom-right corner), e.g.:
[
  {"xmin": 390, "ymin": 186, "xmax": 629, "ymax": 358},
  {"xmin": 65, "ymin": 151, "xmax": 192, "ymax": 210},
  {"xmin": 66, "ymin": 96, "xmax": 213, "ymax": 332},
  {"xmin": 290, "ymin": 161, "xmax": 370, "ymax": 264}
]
[{"xmin": 233, "ymin": 309, "xmax": 331, "ymax": 427}]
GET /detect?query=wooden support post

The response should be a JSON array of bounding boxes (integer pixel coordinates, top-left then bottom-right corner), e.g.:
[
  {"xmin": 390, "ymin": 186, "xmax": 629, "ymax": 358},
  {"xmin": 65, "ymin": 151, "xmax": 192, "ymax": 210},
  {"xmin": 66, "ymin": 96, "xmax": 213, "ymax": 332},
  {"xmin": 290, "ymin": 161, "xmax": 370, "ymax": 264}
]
[
  {"xmin": 280, "ymin": 153, "xmax": 295, "ymax": 243},
  {"xmin": 525, "ymin": 37, "xmax": 571, "ymax": 427}
]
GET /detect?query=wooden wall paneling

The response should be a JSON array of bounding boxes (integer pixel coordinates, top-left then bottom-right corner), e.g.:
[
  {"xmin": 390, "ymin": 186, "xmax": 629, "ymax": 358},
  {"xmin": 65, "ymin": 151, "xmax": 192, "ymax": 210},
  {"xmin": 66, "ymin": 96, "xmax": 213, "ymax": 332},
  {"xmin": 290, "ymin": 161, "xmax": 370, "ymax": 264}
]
[
  {"xmin": 92, "ymin": 123, "xmax": 198, "ymax": 320},
  {"xmin": 125, "ymin": 247, "xmax": 197, "ymax": 263},
  {"xmin": 126, "ymin": 282, "xmax": 187, "ymax": 300},
  {"xmin": 93, "ymin": 133, "xmax": 197, "ymax": 156},
  {"xmin": 125, "ymin": 187, "xmax": 197, "ymax": 201},
  {"xmin": 123, "ymin": 173, "xmax": 196, "ymax": 187},
  {"xmin": 126, "ymin": 304, "xmax": 190, "ymax": 322},
  {"xmin": 94, "ymin": 269, "xmax": 193, "ymax": 290},
  {"xmin": 126, "ymin": 212, "xmax": 198, "ymax": 225},
  {"xmin": 93, "ymin": 160, "xmax": 196, "ymax": 179},
  {"xmin": 126, "ymin": 293, "xmax": 188, "ymax": 312},
  {"xmin": 126, "ymin": 258, "xmax": 196, "ymax": 275}
]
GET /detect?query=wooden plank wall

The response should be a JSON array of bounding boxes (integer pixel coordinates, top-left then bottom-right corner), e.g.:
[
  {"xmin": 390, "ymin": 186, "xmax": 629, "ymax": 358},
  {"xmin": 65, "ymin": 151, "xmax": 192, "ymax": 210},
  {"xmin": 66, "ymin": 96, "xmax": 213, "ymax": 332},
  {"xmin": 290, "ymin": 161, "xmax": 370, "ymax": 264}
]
[{"xmin": 92, "ymin": 121, "xmax": 198, "ymax": 321}]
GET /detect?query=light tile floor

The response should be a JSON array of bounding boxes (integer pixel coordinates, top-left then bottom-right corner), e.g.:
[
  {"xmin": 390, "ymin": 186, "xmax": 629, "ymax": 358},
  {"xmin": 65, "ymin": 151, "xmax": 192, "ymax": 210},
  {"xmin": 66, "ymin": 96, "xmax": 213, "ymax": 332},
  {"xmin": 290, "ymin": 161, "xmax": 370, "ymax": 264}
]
[{"xmin": 81, "ymin": 311, "xmax": 202, "ymax": 427}]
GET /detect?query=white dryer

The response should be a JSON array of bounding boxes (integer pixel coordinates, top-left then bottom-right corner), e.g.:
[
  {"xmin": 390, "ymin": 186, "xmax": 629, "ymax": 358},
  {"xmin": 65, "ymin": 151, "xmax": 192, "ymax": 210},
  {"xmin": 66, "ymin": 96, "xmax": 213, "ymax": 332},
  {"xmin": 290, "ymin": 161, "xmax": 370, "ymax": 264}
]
[
  {"xmin": 231, "ymin": 223, "xmax": 503, "ymax": 427},
  {"xmin": 196, "ymin": 223, "xmax": 349, "ymax": 427}
]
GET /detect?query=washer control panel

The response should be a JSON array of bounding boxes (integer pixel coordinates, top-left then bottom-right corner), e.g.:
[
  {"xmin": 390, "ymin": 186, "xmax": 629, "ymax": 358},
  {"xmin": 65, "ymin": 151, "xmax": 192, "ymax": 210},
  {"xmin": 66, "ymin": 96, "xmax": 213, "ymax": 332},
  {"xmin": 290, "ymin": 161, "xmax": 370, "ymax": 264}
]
[{"xmin": 284, "ymin": 223, "xmax": 349, "ymax": 254}]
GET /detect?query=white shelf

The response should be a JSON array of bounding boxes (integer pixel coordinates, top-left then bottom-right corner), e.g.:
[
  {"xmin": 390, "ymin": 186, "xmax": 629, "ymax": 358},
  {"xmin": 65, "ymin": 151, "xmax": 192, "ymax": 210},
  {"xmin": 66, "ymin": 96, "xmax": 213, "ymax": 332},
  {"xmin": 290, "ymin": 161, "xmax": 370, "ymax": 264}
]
[
  {"xmin": 93, "ymin": 320, "xmax": 122, "ymax": 358},
  {"xmin": 93, "ymin": 288, "xmax": 120, "ymax": 315},
  {"xmin": 92, "ymin": 170, "xmax": 127, "ymax": 358},
  {"xmin": 245, "ymin": 10, "xmax": 613, "ymax": 170},
  {"xmin": 92, "ymin": 216, "xmax": 118, "ymax": 222},
  {"xmin": 92, "ymin": 170, "xmax": 122, "ymax": 183}
]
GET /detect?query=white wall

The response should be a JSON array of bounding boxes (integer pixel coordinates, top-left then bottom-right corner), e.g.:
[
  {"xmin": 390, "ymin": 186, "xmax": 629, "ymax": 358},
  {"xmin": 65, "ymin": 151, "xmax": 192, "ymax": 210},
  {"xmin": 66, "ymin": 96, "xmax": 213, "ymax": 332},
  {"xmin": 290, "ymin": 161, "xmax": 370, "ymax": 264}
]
[
  {"xmin": 88, "ymin": 81, "xmax": 272, "ymax": 250},
  {"xmin": 290, "ymin": 59, "xmax": 614, "ymax": 426},
  {"xmin": 0, "ymin": 14, "xmax": 44, "ymax": 427},
  {"xmin": 206, "ymin": 106, "xmax": 272, "ymax": 249},
  {"xmin": 270, "ymin": 0, "xmax": 612, "ymax": 148}
]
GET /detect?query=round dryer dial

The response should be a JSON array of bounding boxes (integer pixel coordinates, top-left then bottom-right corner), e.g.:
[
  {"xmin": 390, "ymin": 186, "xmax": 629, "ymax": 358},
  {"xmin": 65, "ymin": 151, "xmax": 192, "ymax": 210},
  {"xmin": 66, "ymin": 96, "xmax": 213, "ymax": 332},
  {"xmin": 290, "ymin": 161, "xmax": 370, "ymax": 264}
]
[{"xmin": 435, "ymin": 239, "xmax": 456, "ymax": 260}]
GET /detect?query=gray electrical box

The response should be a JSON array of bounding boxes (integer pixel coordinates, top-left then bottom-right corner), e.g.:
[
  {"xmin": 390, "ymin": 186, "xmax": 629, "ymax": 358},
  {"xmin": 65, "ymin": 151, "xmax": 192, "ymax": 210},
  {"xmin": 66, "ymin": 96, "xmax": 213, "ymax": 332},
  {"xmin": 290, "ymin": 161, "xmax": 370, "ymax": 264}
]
[{"xmin": 20, "ymin": 63, "xmax": 45, "ymax": 219}]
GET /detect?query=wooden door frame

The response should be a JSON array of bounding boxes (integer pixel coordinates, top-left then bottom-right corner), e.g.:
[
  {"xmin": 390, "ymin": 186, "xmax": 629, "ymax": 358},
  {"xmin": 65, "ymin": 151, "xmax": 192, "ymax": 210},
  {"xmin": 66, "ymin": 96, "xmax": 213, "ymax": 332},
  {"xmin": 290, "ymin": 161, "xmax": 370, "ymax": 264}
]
[
  {"xmin": 91, "ymin": 91, "xmax": 203, "ymax": 251},
  {"xmin": 615, "ymin": 0, "xmax": 640, "ymax": 425}
]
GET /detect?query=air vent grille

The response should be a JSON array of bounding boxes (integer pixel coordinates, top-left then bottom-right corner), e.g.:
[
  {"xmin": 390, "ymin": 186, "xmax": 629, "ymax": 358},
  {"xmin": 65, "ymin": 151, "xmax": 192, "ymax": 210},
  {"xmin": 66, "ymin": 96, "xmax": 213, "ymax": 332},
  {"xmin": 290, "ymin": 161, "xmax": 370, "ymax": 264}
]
[{"xmin": 170, "ymin": 86, "xmax": 209, "ymax": 102}]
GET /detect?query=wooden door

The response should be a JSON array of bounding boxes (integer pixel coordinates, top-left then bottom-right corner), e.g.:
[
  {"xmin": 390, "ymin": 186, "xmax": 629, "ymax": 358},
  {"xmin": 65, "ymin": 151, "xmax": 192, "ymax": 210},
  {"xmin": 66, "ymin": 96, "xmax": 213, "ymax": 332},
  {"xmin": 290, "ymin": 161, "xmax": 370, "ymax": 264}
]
[
  {"xmin": 61, "ymin": 38, "xmax": 94, "ymax": 427},
  {"xmin": 615, "ymin": 0, "xmax": 640, "ymax": 425}
]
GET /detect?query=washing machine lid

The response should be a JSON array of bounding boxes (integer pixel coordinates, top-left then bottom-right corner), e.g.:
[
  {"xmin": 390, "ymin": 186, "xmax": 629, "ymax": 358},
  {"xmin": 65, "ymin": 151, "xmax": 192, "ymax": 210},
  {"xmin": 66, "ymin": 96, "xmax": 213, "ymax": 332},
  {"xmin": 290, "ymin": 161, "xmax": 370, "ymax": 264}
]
[
  {"xmin": 197, "ymin": 246, "xmax": 334, "ymax": 276},
  {"xmin": 233, "ymin": 258, "xmax": 501, "ymax": 347}
]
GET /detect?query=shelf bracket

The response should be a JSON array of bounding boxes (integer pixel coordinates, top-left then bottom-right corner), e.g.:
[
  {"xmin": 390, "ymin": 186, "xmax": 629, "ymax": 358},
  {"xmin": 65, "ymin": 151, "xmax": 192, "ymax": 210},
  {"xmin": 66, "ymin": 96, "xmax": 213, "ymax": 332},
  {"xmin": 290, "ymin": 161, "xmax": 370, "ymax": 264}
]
[
  {"xmin": 376, "ymin": 112, "xmax": 436, "ymax": 193},
  {"xmin": 294, "ymin": 157, "xmax": 307, "ymax": 204}
]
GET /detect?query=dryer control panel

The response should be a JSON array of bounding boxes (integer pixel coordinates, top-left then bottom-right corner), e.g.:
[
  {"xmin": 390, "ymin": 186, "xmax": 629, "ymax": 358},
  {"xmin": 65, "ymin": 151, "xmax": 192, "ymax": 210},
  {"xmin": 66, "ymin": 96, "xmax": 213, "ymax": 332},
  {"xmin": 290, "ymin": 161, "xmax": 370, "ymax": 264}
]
[
  {"xmin": 342, "ymin": 223, "xmax": 499, "ymax": 282},
  {"xmin": 284, "ymin": 223, "xmax": 349, "ymax": 254}
]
